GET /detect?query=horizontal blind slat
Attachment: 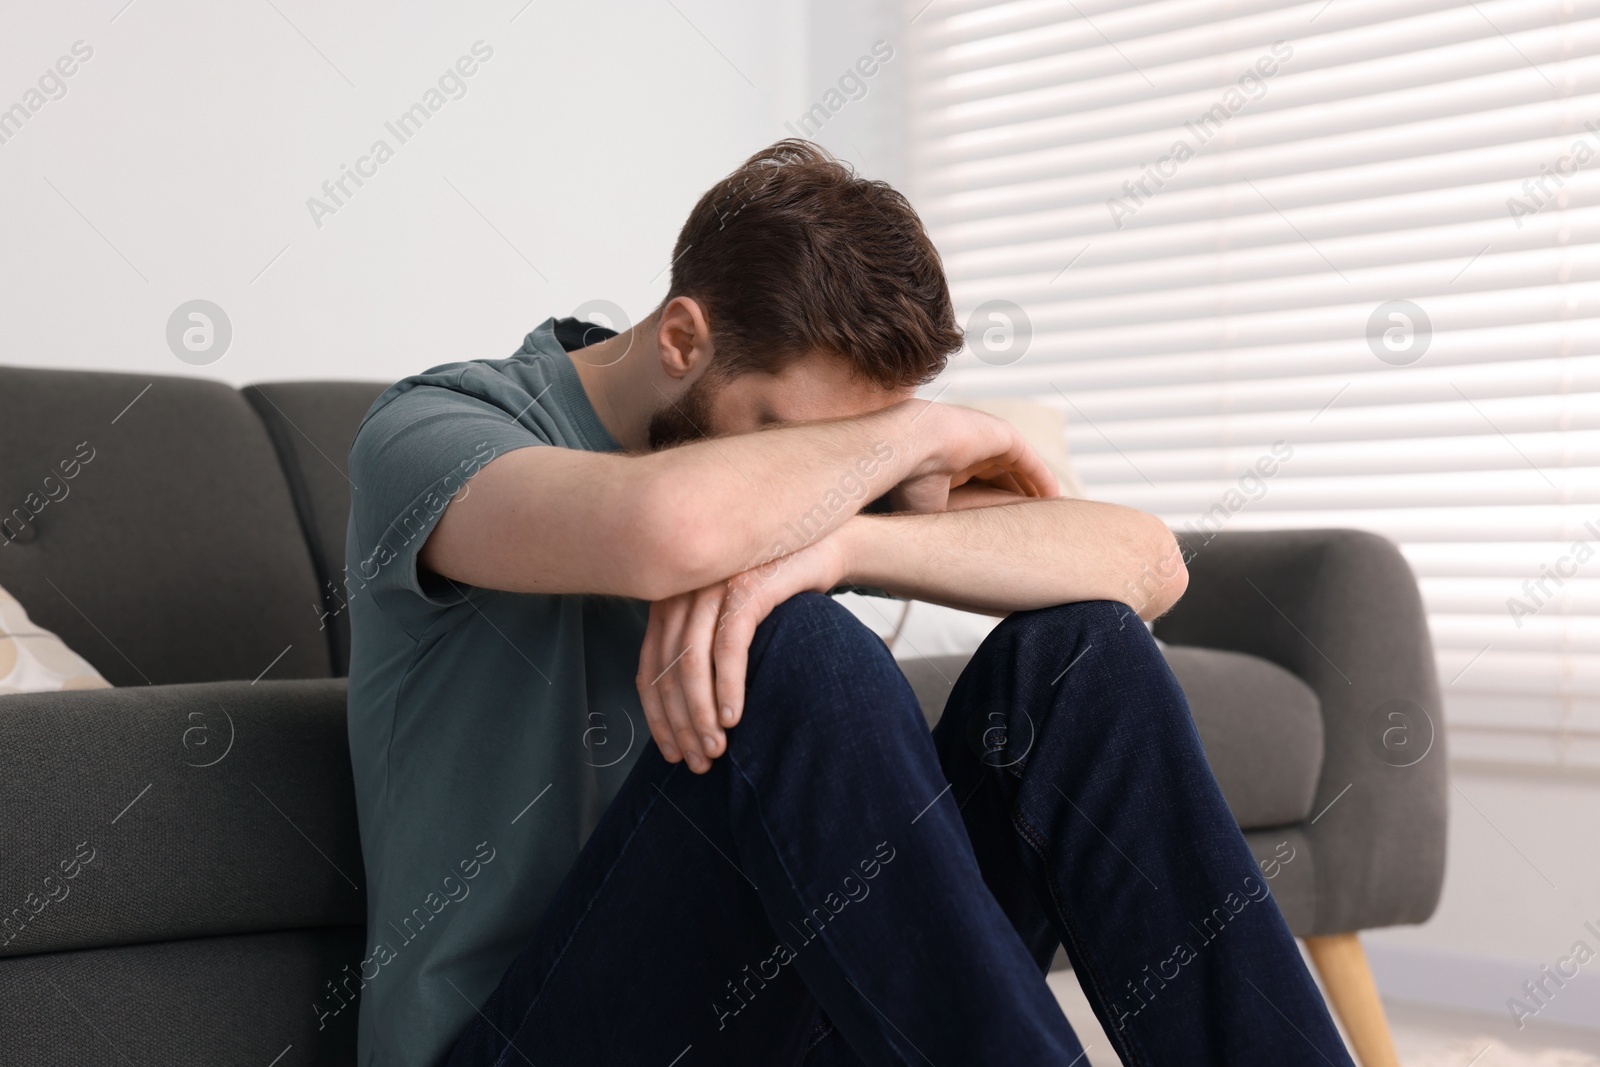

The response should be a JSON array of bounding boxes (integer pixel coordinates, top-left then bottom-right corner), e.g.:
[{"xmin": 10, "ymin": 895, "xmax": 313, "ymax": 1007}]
[{"xmin": 911, "ymin": 0, "xmax": 1596, "ymax": 755}]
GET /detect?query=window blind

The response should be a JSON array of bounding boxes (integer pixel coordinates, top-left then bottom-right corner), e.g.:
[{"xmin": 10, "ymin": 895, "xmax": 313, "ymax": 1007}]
[{"xmin": 907, "ymin": 0, "xmax": 1600, "ymax": 768}]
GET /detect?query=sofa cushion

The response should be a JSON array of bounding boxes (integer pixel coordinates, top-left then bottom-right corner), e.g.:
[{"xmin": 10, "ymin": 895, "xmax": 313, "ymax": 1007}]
[
  {"xmin": 0, "ymin": 679, "xmax": 362, "ymax": 960},
  {"xmin": 0, "ymin": 367, "xmax": 330, "ymax": 685},
  {"xmin": 0, "ymin": 928, "xmax": 361, "ymax": 1066},
  {"xmin": 243, "ymin": 382, "xmax": 389, "ymax": 676},
  {"xmin": 1161, "ymin": 644, "xmax": 1323, "ymax": 828},
  {"xmin": 899, "ymin": 642, "xmax": 1323, "ymax": 831}
]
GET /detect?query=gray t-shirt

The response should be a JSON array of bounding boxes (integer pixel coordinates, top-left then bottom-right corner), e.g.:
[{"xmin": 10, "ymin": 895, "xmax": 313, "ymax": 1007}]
[{"xmin": 344, "ymin": 318, "xmax": 648, "ymax": 1067}]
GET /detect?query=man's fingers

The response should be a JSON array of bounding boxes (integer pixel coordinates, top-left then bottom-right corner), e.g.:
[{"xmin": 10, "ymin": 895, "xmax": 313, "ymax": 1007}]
[
  {"xmin": 641, "ymin": 537, "xmax": 846, "ymax": 774},
  {"xmin": 651, "ymin": 620, "xmax": 706, "ymax": 771},
  {"xmin": 680, "ymin": 585, "xmax": 727, "ymax": 760},
  {"xmin": 891, "ymin": 473, "xmax": 951, "ymax": 514},
  {"xmin": 713, "ymin": 539, "xmax": 841, "ymax": 725},
  {"xmin": 636, "ymin": 602, "xmax": 682, "ymax": 763},
  {"xmin": 653, "ymin": 601, "xmax": 710, "ymax": 772},
  {"xmin": 1007, "ymin": 437, "xmax": 1060, "ymax": 499},
  {"xmin": 660, "ymin": 675, "xmax": 707, "ymax": 772},
  {"xmin": 637, "ymin": 679, "xmax": 679, "ymax": 763},
  {"xmin": 713, "ymin": 586, "xmax": 763, "ymax": 729},
  {"xmin": 990, "ymin": 469, "xmax": 1028, "ymax": 497},
  {"xmin": 947, "ymin": 482, "xmax": 1028, "ymax": 510}
]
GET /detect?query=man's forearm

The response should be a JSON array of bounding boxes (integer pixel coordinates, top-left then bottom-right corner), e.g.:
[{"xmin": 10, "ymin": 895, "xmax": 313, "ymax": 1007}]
[
  {"xmin": 423, "ymin": 400, "xmax": 1055, "ymax": 601},
  {"xmin": 637, "ymin": 405, "xmax": 919, "ymax": 583},
  {"xmin": 626, "ymin": 401, "xmax": 1057, "ymax": 597},
  {"xmin": 838, "ymin": 499, "xmax": 1188, "ymax": 620},
  {"xmin": 427, "ymin": 405, "xmax": 920, "ymax": 600}
]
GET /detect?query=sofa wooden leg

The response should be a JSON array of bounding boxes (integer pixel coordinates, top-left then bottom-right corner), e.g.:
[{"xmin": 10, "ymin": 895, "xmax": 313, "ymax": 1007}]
[{"xmin": 1304, "ymin": 933, "xmax": 1401, "ymax": 1067}]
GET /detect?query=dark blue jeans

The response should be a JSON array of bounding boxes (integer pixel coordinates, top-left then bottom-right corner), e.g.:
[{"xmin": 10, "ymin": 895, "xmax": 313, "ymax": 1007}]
[{"xmin": 447, "ymin": 595, "xmax": 1353, "ymax": 1066}]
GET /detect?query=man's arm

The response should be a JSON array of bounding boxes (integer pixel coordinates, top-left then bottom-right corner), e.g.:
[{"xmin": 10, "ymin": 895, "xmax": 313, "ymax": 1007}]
[
  {"xmin": 419, "ymin": 400, "xmax": 1055, "ymax": 602},
  {"xmin": 646, "ymin": 490, "xmax": 1186, "ymax": 774},
  {"xmin": 837, "ymin": 498, "xmax": 1187, "ymax": 620}
]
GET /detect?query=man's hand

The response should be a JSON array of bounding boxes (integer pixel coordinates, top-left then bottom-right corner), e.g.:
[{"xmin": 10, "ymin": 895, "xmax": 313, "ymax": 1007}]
[
  {"xmin": 635, "ymin": 535, "xmax": 849, "ymax": 773},
  {"xmin": 631, "ymin": 406, "xmax": 1186, "ymax": 772},
  {"xmin": 628, "ymin": 401, "xmax": 1060, "ymax": 772},
  {"xmin": 890, "ymin": 402, "xmax": 1060, "ymax": 513},
  {"xmin": 944, "ymin": 481, "xmax": 1036, "ymax": 511}
]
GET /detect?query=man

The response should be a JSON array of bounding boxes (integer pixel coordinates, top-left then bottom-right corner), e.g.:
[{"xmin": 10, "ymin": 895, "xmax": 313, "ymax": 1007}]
[{"xmin": 345, "ymin": 140, "xmax": 1354, "ymax": 1066}]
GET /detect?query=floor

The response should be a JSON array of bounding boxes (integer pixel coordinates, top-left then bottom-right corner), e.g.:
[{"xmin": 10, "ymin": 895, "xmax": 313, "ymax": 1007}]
[{"xmin": 1047, "ymin": 972, "xmax": 1600, "ymax": 1066}]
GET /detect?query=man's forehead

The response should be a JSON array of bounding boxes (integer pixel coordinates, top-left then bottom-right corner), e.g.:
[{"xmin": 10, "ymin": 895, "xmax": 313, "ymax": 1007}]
[{"xmin": 720, "ymin": 353, "xmax": 915, "ymax": 422}]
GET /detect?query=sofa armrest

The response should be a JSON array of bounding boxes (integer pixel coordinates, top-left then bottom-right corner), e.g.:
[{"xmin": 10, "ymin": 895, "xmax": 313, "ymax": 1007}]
[
  {"xmin": 1153, "ymin": 529, "xmax": 1447, "ymax": 934},
  {"xmin": 0, "ymin": 679, "xmax": 362, "ymax": 959}
]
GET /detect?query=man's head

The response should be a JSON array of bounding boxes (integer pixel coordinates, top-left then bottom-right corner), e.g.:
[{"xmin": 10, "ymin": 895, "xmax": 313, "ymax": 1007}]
[{"xmin": 639, "ymin": 140, "xmax": 961, "ymax": 449}]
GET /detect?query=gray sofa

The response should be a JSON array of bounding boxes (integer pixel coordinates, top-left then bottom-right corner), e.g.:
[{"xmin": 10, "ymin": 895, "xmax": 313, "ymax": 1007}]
[{"xmin": 0, "ymin": 364, "xmax": 1446, "ymax": 1065}]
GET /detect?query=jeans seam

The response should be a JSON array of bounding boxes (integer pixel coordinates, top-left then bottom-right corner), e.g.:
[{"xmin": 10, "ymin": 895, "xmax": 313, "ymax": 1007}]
[
  {"xmin": 724, "ymin": 750, "xmax": 914, "ymax": 1067},
  {"xmin": 724, "ymin": 749, "xmax": 827, "ymax": 951},
  {"xmin": 1012, "ymin": 807, "xmax": 1157, "ymax": 1067},
  {"xmin": 490, "ymin": 763, "xmax": 680, "ymax": 1067}
]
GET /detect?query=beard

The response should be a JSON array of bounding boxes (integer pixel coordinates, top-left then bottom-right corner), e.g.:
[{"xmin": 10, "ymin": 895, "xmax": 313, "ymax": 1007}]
[{"xmin": 646, "ymin": 372, "xmax": 722, "ymax": 451}]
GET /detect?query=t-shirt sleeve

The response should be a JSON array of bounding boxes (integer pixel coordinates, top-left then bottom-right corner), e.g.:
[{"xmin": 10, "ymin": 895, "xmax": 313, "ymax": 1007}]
[{"xmin": 347, "ymin": 381, "xmax": 546, "ymax": 613}]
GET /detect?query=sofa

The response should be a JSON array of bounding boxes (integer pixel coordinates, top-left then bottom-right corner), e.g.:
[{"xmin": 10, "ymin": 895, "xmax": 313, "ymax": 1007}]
[{"xmin": 0, "ymin": 364, "xmax": 1446, "ymax": 1065}]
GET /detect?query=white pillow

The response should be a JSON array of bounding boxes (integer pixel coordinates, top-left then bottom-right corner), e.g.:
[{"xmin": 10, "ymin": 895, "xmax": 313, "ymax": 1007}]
[{"xmin": 0, "ymin": 584, "xmax": 110, "ymax": 694}]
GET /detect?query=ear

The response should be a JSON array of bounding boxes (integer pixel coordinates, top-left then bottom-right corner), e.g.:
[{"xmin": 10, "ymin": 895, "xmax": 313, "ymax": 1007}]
[{"xmin": 655, "ymin": 296, "xmax": 713, "ymax": 381}]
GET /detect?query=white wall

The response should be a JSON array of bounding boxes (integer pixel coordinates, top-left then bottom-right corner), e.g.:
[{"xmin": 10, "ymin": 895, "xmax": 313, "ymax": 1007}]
[
  {"xmin": 1365, "ymin": 764, "xmax": 1600, "ymax": 1032},
  {"xmin": 799, "ymin": 0, "xmax": 908, "ymax": 189},
  {"xmin": 0, "ymin": 0, "xmax": 810, "ymax": 386}
]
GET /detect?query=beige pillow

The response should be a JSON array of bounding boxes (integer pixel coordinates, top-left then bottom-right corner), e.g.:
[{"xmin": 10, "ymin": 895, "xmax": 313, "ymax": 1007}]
[{"xmin": 0, "ymin": 584, "xmax": 110, "ymax": 694}]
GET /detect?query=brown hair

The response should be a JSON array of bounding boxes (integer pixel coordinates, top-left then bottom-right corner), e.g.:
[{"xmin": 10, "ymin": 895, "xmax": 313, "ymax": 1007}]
[{"xmin": 665, "ymin": 140, "xmax": 961, "ymax": 389}]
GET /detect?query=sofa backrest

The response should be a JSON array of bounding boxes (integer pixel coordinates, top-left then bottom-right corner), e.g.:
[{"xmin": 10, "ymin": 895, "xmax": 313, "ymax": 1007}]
[
  {"xmin": 0, "ymin": 367, "xmax": 334, "ymax": 684},
  {"xmin": 1, "ymin": 368, "xmax": 392, "ymax": 1063},
  {"xmin": 243, "ymin": 382, "xmax": 389, "ymax": 676}
]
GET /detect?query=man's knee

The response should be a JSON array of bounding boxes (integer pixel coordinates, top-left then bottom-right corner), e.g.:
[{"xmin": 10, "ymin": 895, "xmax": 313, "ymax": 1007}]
[
  {"xmin": 950, "ymin": 600, "xmax": 1188, "ymax": 766},
  {"xmin": 756, "ymin": 590, "xmax": 852, "ymax": 637},
  {"xmin": 739, "ymin": 593, "xmax": 920, "ymax": 740},
  {"xmin": 987, "ymin": 599, "xmax": 1163, "ymax": 681},
  {"xmin": 749, "ymin": 592, "xmax": 882, "ymax": 669},
  {"xmin": 1000, "ymin": 598, "xmax": 1148, "ymax": 642}
]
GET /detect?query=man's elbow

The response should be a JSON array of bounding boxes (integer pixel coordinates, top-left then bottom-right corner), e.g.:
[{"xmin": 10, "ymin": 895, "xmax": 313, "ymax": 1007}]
[
  {"xmin": 1110, "ymin": 517, "xmax": 1186, "ymax": 621},
  {"xmin": 1137, "ymin": 520, "xmax": 1188, "ymax": 620}
]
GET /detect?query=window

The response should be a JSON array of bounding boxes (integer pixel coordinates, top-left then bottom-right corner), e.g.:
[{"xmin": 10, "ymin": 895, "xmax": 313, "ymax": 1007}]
[{"xmin": 908, "ymin": 0, "xmax": 1600, "ymax": 767}]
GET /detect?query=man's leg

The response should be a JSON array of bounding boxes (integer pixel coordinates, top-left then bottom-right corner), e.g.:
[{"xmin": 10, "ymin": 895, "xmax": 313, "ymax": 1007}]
[
  {"xmin": 447, "ymin": 592, "xmax": 1085, "ymax": 1066},
  {"xmin": 932, "ymin": 599, "xmax": 1355, "ymax": 1067}
]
